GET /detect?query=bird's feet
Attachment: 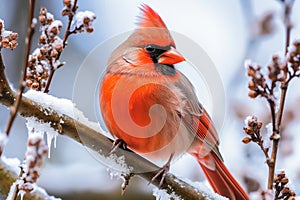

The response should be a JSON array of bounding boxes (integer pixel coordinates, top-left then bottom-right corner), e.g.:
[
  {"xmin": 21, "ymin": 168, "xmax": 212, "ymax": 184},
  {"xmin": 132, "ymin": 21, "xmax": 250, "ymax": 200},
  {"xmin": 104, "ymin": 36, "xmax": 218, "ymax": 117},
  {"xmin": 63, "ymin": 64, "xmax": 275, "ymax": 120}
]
[
  {"xmin": 109, "ymin": 138, "xmax": 127, "ymax": 155},
  {"xmin": 150, "ymin": 153, "xmax": 174, "ymax": 188},
  {"xmin": 121, "ymin": 173, "xmax": 135, "ymax": 195}
]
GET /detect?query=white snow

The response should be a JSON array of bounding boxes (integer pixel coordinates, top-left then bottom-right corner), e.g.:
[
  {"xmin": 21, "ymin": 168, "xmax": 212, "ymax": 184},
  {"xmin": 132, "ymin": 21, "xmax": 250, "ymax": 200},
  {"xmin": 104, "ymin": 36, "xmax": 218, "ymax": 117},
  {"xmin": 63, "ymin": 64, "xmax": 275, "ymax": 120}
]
[
  {"xmin": 31, "ymin": 48, "xmax": 41, "ymax": 57},
  {"xmin": 24, "ymin": 90, "xmax": 104, "ymax": 133},
  {"xmin": 35, "ymin": 65, "xmax": 44, "ymax": 73},
  {"xmin": 265, "ymin": 122, "xmax": 273, "ymax": 137},
  {"xmin": 6, "ymin": 181, "xmax": 61, "ymax": 200},
  {"xmin": 33, "ymin": 184, "xmax": 62, "ymax": 200},
  {"xmin": 244, "ymin": 115, "xmax": 257, "ymax": 125},
  {"xmin": 74, "ymin": 11, "xmax": 96, "ymax": 28},
  {"xmin": 68, "ymin": 0, "xmax": 75, "ymax": 8},
  {"xmin": 26, "ymin": 117, "xmax": 56, "ymax": 158},
  {"xmin": 105, "ymin": 154, "xmax": 133, "ymax": 175},
  {"xmin": 177, "ymin": 177, "xmax": 228, "ymax": 200},
  {"xmin": 52, "ymin": 35, "xmax": 63, "ymax": 48},
  {"xmin": 52, "ymin": 59, "xmax": 65, "ymax": 70},
  {"xmin": 72, "ymin": 10, "xmax": 96, "ymax": 33},
  {"xmin": 46, "ymin": 12, "xmax": 54, "ymax": 22},
  {"xmin": 153, "ymin": 188, "xmax": 182, "ymax": 200},
  {"xmin": 244, "ymin": 59, "xmax": 253, "ymax": 69},
  {"xmin": 1, "ymin": 156, "xmax": 21, "ymax": 175},
  {"xmin": 47, "ymin": 20, "xmax": 62, "ymax": 36},
  {"xmin": 31, "ymin": 18, "xmax": 37, "ymax": 27},
  {"xmin": 153, "ymin": 177, "xmax": 228, "ymax": 200},
  {"xmin": 0, "ymin": 132, "xmax": 8, "ymax": 150},
  {"xmin": 1, "ymin": 30, "xmax": 12, "ymax": 37},
  {"xmin": 6, "ymin": 181, "xmax": 18, "ymax": 200}
]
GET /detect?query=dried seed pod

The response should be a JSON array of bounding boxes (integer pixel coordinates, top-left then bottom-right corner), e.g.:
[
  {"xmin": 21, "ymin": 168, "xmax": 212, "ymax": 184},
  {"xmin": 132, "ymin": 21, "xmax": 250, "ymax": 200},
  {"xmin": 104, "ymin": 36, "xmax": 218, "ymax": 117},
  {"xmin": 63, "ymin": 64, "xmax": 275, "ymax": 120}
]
[
  {"xmin": 39, "ymin": 35, "xmax": 46, "ymax": 44},
  {"xmin": 39, "ymin": 15, "xmax": 46, "ymax": 24},
  {"xmin": 248, "ymin": 90, "xmax": 258, "ymax": 98},
  {"xmin": 63, "ymin": 0, "xmax": 72, "ymax": 7},
  {"xmin": 242, "ymin": 137, "xmax": 251, "ymax": 144},
  {"xmin": 55, "ymin": 44, "xmax": 63, "ymax": 52}
]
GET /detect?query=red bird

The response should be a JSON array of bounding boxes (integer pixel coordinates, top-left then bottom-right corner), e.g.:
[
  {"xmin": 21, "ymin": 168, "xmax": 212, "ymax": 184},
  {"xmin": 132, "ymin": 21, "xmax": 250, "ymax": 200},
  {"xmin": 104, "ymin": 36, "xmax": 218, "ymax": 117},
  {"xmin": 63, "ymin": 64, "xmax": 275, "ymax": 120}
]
[{"xmin": 99, "ymin": 4, "xmax": 250, "ymax": 200}]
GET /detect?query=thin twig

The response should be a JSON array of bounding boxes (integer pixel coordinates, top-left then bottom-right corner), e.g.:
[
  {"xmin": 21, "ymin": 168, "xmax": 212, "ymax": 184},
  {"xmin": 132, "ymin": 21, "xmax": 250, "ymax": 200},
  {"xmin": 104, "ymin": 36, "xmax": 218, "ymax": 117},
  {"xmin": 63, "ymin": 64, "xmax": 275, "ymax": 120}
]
[
  {"xmin": 284, "ymin": 0, "xmax": 293, "ymax": 55},
  {"xmin": 62, "ymin": 0, "xmax": 78, "ymax": 49},
  {"xmin": 0, "ymin": 0, "xmax": 36, "ymax": 157},
  {"xmin": 44, "ymin": 0, "xmax": 78, "ymax": 93},
  {"xmin": 267, "ymin": 0, "xmax": 294, "ymax": 189}
]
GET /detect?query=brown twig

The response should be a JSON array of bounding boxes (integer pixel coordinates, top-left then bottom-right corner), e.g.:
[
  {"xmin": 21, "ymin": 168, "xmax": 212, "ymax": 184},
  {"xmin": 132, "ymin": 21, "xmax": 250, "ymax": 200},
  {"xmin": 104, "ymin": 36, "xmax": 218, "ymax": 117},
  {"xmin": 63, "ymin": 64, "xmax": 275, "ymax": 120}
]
[
  {"xmin": 243, "ymin": 116, "xmax": 270, "ymax": 163},
  {"xmin": 284, "ymin": 0, "xmax": 293, "ymax": 55},
  {"xmin": 44, "ymin": 0, "xmax": 78, "ymax": 93},
  {"xmin": 0, "ymin": 161, "xmax": 52, "ymax": 200},
  {"xmin": 267, "ymin": 0, "xmax": 295, "ymax": 189},
  {"xmin": 62, "ymin": 0, "xmax": 78, "ymax": 48},
  {"xmin": 0, "ymin": 0, "xmax": 36, "ymax": 157}
]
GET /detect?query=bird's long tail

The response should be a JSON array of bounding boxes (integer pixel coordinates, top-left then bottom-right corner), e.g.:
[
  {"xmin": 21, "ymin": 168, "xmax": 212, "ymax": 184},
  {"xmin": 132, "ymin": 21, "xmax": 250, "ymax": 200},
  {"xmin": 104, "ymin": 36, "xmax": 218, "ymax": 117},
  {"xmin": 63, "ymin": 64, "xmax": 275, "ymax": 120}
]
[{"xmin": 190, "ymin": 152, "xmax": 250, "ymax": 200}]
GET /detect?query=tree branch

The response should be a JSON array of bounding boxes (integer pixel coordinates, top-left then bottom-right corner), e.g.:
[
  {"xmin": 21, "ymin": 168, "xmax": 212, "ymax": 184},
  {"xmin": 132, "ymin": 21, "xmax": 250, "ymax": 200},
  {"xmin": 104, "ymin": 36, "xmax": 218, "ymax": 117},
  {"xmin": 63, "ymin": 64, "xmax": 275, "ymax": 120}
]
[
  {"xmin": 44, "ymin": 0, "xmax": 78, "ymax": 93},
  {"xmin": 0, "ymin": 55, "xmax": 220, "ymax": 200},
  {"xmin": 0, "ymin": 0, "xmax": 35, "ymax": 157},
  {"xmin": 267, "ymin": 0, "xmax": 295, "ymax": 189},
  {"xmin": 0, "ymin": 160, "xmax": 52, "ymax": 200}
]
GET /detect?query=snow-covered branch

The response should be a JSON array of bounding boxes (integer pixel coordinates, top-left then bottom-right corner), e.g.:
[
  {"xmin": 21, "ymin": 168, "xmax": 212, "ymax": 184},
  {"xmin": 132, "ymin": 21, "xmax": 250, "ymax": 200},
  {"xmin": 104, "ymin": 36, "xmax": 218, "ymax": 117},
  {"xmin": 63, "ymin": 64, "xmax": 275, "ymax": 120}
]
[{"xmin": 0, "ymin": 157, "xmax": 59, "ymax": 200}]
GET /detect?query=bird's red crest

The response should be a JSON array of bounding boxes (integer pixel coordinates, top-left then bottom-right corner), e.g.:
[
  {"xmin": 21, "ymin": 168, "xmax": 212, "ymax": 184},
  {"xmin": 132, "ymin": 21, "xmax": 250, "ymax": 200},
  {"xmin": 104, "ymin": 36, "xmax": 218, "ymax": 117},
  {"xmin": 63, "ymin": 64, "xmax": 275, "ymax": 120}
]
[{"xmin": 138, "ymin": 4, "xmax": 168, "ymax": 29}]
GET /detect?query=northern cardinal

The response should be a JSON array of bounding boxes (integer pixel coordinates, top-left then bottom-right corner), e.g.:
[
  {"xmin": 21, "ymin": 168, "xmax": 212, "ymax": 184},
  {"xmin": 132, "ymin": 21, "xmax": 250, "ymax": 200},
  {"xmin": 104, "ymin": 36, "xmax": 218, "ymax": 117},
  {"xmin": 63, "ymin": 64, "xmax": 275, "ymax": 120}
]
[{"xmin": 99, "ymin": 4, "xmax": 250, "ymax": 200}]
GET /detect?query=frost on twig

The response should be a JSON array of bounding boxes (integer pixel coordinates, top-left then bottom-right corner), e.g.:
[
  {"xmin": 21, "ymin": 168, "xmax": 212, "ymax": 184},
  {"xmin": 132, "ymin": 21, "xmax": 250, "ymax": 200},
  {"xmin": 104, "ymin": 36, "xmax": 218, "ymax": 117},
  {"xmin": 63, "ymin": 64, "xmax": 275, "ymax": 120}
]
[
  {"xmin": 0, "ymin": 19, "xmax": 18, "ymax": 50},
  {"xmin": 26, "ymin": 117, "xmax": 58, "ymax": 158},
  {"xmin": 243, "ymin": 116, "xmax": 271, "ymax": 164},
  {"xmin": 5, "ymin": 116, "xmax": 62, "ymax": 200},
  {"xmin": 6, "ymin": 121, "xmax": 54, "ymax": 200},
  {"xmin": 286, "ymin": 38, "xmax": 300, "ymax": 80},
  {"xmin": 23, "ymin": 90, "xmax": 103, "ymax": 132},
  {"xmin": 243, "ymin": 1, "xmax": 300, "ymax": 192},
  {"xmin": 273, "ymin": 171, "xmax": 296, "ymax": 200},
  {"xmin": 26, "ymin": 3, "xmax": 96, "ymax": 92},
  {"xmin": 7, "ymin": 182, "xmax": 61, "ymax": 200},
  {"xmin": 72, "ymin": 11, "xmax": 96, "ymax": 33},
  {"xmin": 245, "ymin": 57, "xmax": 285, "ymax": 102},
  {"xmin": 26, "ymin": 7, "xmax": 64, "ymax": 91},
  {"xmin": 17, "ymin": 129, "xmax": 48, "ymax": 195}
]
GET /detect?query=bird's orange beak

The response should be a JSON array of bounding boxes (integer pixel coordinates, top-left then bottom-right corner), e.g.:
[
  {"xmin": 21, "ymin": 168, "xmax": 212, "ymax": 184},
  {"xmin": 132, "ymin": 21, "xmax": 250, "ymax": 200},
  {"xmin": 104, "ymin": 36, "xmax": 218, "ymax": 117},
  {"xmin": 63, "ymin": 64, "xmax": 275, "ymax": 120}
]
[{"xmin": 158, "ymin": 47, "xmax": 185, "ymax": 65}]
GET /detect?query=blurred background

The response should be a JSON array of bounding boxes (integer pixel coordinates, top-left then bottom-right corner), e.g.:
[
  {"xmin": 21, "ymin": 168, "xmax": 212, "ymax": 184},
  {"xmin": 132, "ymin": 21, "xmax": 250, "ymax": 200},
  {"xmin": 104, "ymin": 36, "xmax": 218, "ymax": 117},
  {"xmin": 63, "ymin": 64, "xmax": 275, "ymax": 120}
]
[{"xmin": 1, "ymin": 0, "xmax": 300, "ymax": 199}]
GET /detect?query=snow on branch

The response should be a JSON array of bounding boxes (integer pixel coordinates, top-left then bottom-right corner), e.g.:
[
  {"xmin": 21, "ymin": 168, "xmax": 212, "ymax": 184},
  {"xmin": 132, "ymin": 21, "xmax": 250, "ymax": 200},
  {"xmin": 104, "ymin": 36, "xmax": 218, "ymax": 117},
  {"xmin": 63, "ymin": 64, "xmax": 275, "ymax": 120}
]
[
  {"xmin": 0, "ymin": 19, "xmax": 19, "ymax": 50},
  {"xmin": 0, "ymin": 157, "xmax": 60, "ymax": 200},
  {"xmin": 72, "ymin": 11, "xmax": 96, "ymax": 33}
]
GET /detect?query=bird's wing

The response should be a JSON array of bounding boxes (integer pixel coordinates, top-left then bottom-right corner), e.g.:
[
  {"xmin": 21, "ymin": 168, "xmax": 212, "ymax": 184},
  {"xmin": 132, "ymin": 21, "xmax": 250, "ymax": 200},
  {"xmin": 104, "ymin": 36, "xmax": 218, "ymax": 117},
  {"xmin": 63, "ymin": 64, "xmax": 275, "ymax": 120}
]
[{"xmin": 174, "ymin": 71, "xmax": 223, "ymax": 160}]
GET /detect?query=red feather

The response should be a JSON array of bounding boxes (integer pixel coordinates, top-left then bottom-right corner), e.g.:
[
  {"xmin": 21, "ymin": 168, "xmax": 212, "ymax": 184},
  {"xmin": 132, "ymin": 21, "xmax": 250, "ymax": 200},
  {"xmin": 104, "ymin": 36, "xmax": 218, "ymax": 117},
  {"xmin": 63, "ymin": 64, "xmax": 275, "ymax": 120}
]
[{"xmin": 138, "ymin": 4, "xmax": 168, "ymax": 29}]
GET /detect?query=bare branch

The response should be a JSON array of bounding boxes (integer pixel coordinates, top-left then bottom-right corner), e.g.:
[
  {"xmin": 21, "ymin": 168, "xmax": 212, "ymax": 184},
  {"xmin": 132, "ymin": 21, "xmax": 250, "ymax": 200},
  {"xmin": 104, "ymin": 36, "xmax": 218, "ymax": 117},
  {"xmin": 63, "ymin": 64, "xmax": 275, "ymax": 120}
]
[
  {"xmin": 0, "ymin": 0, "xmax": 36, "ymax": 157},
  {"xmin": 44, "ymin": 0, "xmax": 78, "ymax": 93},
  {"xmin": 268, "ymin": 0, "xmax": 295, "ymax": 189},
  {"xmin": 0, "ymin": 160, "xmax": 60, "ymax": 200}
]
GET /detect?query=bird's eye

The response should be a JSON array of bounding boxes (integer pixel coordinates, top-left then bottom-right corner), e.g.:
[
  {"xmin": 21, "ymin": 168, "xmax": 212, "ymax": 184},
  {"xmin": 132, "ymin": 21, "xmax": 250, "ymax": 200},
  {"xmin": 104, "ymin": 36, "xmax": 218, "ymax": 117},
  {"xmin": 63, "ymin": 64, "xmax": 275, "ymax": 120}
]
[{"xmin": 145, "ymin": 45, "xmax": 156, "ymax": 53}]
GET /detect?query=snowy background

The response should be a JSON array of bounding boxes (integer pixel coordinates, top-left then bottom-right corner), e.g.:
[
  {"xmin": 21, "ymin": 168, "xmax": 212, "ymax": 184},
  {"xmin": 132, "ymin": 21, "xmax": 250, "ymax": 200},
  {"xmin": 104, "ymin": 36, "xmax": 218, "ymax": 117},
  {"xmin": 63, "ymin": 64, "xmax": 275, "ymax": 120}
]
[{"xmin": 1, "ymin": 0, "xmax": 300, "ymax": 199}]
